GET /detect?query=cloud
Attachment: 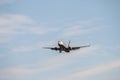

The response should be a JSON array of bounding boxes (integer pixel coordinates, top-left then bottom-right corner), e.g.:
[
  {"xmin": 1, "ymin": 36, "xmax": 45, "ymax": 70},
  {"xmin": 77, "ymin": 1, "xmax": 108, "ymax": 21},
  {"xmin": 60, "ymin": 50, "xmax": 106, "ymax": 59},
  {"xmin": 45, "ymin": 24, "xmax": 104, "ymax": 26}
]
[
  {"xmin": 58, "ymin": 59, "xmax": 120, "ymax": 80},
  {"xmin": 0, "ymin": 0, "xmax": 16, "ymax": 5},
  {"xmin": 27, "ymin": 27, "xmax": 58, "ymax": 35},
  {"xmin": 2, "ymin": 44, "xmax": 117, "ymax": 80},
  {"xmin": 0, "ymin": 14, "xmax": 58, "ymax": 43},
  {"xmin": 0, "ymin": 54, "xmax": 5, "ymax": 60},
  {"xmin": 0, "ymin": 14, "xmax": 33, "ymax": 43},
  {"xmin": 61, "ymin": 26, "xmax": 97, "ymax": 37},
  {"xmin": 0, "ymin": 61, "xmax": 66, "ymax": 79},
  {"xmin": 59, "ymin": 19, "xmax": 102, "ymax": 37},
  {"xmin": 11, "ymin": 40, "xmax": 58, "ymax": 53},
  {"xmin": 0, "ymin": 67, "xmax": 36, "ymax": 76},
  {"xmin": 0, "ymin": 14, "xmax": 33, "ymax": 25},
  {"xmin": 0, "ymin": 14, "xmax": 33, "ymax": 35},
  {"xmin": 0, "ymin": 44, "xmax": 98, "ymax": 79},
  {"xmin": 12, "ymin": 46, "xmax": 34, "ymax": 52},
  {"xmin": 0, "ymin": 36, "xmax": 11, "ymax": 43},
  {"xmin": 0, "ymin": 14, "xmax": 57, "ymax": 35}
]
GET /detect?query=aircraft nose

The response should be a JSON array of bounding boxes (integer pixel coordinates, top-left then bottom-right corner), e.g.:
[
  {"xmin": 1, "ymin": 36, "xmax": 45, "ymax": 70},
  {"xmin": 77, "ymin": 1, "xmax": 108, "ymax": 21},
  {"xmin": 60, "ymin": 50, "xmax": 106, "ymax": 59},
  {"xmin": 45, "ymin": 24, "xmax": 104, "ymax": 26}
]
[{"xmin": 58, "ymin": 41, "xmax": 64, "ymax": 45}]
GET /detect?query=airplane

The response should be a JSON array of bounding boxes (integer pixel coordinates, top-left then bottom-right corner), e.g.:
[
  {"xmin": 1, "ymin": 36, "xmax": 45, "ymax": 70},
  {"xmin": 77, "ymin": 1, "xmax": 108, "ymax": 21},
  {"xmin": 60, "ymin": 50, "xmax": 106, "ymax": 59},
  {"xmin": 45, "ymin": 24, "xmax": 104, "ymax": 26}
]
[{"xmin": 43, "ymin": 41, "xmax": 90, "ymax": 53}]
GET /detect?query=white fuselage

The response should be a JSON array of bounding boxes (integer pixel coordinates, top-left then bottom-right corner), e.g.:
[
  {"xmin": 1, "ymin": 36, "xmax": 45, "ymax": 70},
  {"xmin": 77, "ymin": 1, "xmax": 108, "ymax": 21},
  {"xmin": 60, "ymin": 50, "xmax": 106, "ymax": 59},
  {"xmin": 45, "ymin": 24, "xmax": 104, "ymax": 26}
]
[{"xmin": 58, "ymin": 41, "xmax": 67, "ymax": 48}]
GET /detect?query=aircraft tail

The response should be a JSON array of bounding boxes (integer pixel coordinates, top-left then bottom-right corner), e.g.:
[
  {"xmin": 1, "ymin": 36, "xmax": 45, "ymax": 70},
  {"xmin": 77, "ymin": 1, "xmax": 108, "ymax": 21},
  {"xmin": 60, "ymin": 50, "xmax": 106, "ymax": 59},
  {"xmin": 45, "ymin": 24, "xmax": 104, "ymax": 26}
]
[{"xmin": 68, "ymin": 41, "xmax": 71, "ymax": 49}]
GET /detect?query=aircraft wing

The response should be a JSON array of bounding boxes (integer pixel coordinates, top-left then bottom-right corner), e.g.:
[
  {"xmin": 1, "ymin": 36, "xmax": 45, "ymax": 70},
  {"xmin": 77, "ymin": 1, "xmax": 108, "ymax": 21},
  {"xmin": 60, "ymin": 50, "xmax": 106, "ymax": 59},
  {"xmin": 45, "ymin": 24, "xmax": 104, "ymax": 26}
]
[
  {"xmin": 43, "ymin": 47, "xmax": 60, "ymax": 51},
  {"xmin": 71, "ymin": 45, "xmax": 90, "ymax": 50}
]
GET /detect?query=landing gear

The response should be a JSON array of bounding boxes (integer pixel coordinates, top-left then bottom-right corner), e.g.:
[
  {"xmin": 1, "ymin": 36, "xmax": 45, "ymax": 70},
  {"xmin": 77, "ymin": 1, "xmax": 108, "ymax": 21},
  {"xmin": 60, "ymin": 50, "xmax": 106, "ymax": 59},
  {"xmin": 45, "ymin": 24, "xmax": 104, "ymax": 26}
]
[{"xmin": 59, "ymin": 50, "xmax": 62, "ymax": 53}]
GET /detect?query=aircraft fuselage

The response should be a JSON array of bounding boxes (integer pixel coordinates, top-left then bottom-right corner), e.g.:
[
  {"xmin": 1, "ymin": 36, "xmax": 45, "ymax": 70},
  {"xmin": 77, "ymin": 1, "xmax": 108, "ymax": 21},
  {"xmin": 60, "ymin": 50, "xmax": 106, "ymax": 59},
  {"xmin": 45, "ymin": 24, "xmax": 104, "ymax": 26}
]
[{"xmin": 58, "ymin": 41, "xmax": 70, "ymax": 53}]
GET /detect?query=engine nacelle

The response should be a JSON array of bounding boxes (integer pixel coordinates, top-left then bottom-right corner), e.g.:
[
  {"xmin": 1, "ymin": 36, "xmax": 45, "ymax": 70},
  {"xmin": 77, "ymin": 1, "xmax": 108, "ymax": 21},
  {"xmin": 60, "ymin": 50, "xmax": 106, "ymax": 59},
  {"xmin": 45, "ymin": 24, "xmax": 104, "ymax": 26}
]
[
  {"xmin": 68, "ymin": 46, "xmax": 71, "ymax": 50},
  {"xmin": 54, "ymin": 47, "xmax": 58, "ymax": 50}
]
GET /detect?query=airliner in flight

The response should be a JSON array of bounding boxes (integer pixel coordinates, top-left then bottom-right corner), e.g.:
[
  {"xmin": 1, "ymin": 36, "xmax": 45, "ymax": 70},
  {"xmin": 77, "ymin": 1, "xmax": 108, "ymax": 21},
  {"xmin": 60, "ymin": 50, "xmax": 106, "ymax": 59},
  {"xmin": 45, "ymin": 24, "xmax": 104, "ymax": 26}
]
[{"xmin": 43, "ymin": 41, "xmax": 90, "ymax": 53}]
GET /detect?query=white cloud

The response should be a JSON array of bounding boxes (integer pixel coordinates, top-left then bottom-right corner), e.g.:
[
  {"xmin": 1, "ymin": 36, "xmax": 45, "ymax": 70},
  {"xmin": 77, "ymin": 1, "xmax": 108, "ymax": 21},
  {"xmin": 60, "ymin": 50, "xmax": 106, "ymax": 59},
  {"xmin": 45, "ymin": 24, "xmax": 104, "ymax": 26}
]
[
  {"xmin": 0, "ymin": 68, "xmax": 36, "ymax": 76},
  {"xmin": 61, "ymin": 26, "xmax": 98, "ymax": 37},
  {"xmin": 27, "ymin": 27, "xmax": 58, "ymax": 35},
  {"xmin": 12, "ymin": 46, "xmax": 34, "ymax": 52},
  {"xmin": 0, "ymin": 14, "xmax": 33, "ymax": 35},
  {"xmin": 2, "ymin": 44, "xmax": 116, "ymax": 80},
  {"xmin": 0, "ymin": 14, "xmax": 57, "ymax": 35},
  {"xmin": 59, "ymin": 19, "xmax": 102, "ymax": 37},
  {"xmin": 0, "ymin": 0, "xmax": 15, "ymax": 5},
  {"xmin": 11, "ymin": 40, "xmax": 58, "ymax": 53},
  {"xmin": 0, "ymin": 62, "xmax": 65, "ymax": 79},
  {"xmin": 0, "ymin": 44, "xmax": 98, "ymax": 79},
  {"xmin": 0, "ymin": 14, "xmax": 33, "ymax": 25},
  {"xmin": 58, "ymin": 59, "xmax": 120, "ymax": 80},
  {"xmin": 0, "ymin": 14, "xmax": 58, "ymax": 43},
  {"xmin": 0, "ymin": 36, "xmax": 11, "ymax": 43},
  {"xmin": 0, "ymin": 54, "xmax": 5, "ymax": 60},
  {"xmin": 0, "ymin": 14, "xmax": 33, "ymax": 43}
]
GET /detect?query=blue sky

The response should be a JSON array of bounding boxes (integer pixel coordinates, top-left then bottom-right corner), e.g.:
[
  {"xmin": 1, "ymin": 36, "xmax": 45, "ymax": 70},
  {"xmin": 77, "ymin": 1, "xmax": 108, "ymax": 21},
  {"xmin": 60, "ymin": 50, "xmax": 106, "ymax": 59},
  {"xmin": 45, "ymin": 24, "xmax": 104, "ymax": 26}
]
[{"xmin": 0, "ymin": 0, "xmax": 120, "ymax": 80}]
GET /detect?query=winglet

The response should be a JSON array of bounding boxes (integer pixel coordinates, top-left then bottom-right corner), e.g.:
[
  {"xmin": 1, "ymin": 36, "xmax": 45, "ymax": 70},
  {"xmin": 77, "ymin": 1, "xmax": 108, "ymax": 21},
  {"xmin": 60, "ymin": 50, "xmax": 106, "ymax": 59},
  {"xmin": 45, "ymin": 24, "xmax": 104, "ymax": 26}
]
[{"xmin": 68, "ymin": 40, "xmax": 71, "ymax": 47}]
